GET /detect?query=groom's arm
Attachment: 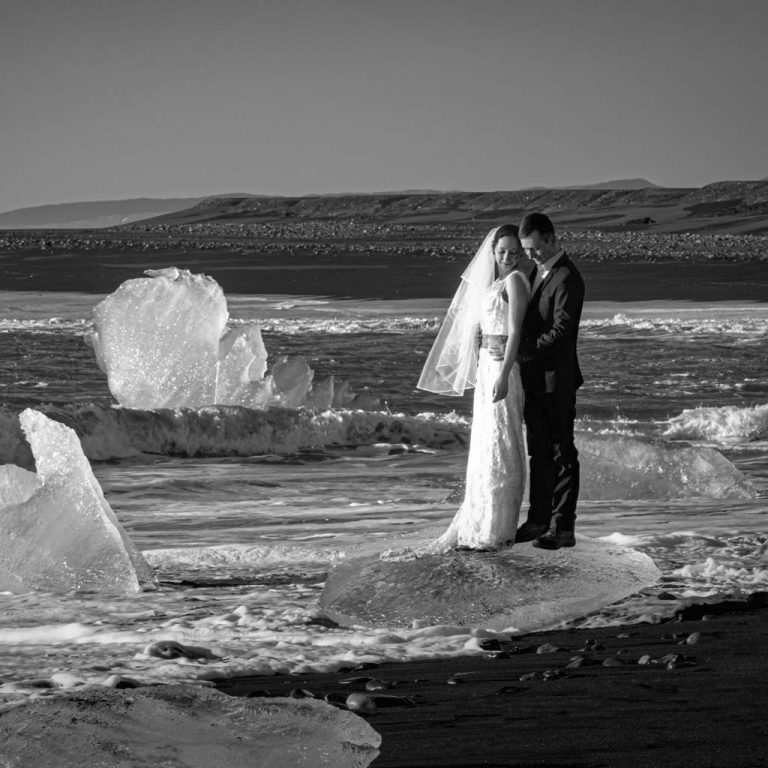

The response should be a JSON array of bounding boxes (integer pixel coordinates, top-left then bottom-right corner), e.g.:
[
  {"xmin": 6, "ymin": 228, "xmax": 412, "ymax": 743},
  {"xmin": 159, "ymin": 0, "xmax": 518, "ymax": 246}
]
[{"xmin": 520, "ymin": 270, "xmax": 584, "ymax": 361}]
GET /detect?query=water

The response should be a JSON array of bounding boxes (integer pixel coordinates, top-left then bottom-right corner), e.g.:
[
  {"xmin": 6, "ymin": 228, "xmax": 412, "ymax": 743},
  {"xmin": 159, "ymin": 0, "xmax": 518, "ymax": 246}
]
[{"xmin": 0, "ymin": 289, "xmax": 766, "ymax": 695}]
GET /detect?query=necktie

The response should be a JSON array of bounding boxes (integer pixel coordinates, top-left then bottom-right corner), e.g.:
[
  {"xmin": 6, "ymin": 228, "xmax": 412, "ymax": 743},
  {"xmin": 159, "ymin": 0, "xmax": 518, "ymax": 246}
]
[{"xmin": 531, "ymin": 263, "xmax": 543, "ymax": 293}]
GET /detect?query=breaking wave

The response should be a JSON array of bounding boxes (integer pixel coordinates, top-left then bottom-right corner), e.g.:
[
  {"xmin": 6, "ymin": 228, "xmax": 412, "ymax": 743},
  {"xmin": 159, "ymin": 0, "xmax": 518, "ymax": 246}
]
[
  {"xmin": 3, "ymin": 310, "xmax": 768, "ymax": 339},
  {"xmin": 0, "ymin": 404, "xmax": 470, "ymax": 464},
  {"xmin": 663, "ymin": 403, "xmax": 768, "ymax": 442}
]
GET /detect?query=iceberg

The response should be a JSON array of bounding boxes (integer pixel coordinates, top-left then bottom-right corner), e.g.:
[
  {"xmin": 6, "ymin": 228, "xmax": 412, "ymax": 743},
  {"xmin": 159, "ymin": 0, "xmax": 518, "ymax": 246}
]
[
  {"xmin": 320, "ymin": 536, "xmax": 660, "ymax": 632},
  {"xmin": 578, "ymin": 433, "xmax": 756, "ymax": 500},
  {"xmin": 88, "ymin": 267, "xmax": 373, "ymax": 410},
  {"xmin": 0, "ymin": 409, "xmax": 155, "ymax": 593},
  {"xmin": 0, "ymin": 685, "xmax": 381, "ymax": 768}
]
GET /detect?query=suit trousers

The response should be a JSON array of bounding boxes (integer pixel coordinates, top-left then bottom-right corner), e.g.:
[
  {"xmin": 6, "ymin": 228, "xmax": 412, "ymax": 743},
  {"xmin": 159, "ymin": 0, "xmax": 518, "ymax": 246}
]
[{"xmin": 523, "ymin": 390, "xmax": 579, "ymax": 531}]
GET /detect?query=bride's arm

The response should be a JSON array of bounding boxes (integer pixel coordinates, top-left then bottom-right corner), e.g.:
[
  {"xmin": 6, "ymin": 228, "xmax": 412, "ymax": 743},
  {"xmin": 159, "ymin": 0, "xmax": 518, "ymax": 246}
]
[{"xmin": 492, "ymin": 273, "xmax": 528, "ymax": 403}]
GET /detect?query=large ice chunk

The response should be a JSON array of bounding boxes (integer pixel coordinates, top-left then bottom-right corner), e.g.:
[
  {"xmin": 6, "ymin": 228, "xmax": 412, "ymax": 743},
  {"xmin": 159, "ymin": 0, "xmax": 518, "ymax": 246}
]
[
  {"xmin": 321, "ymin": 536, "xmax": 660, "ymax": 632},
  {"xmin": 88, "ymin": 267, "xmax": 370, "ymax": 410},
  {"xmin": 90, "ymin": 267, "xmax": 233, "ymax": 408},
  {"xmin": 0, "ymin": 685, "xmax": 381, "ymax": 768},
  {"xmin": 0, "ymin": 409, "xmax": 155, "ymax": 593},
  {"xmin": 579, "ymin": 434, "xmax": 756, "ymax": 500}
]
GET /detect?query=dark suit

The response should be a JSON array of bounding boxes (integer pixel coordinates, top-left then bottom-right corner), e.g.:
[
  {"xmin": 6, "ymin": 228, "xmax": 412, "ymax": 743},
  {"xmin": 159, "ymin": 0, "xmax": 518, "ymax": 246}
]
[{"xmin": 519, "ymin": 252, "xmax": 585, "ymax": 533}]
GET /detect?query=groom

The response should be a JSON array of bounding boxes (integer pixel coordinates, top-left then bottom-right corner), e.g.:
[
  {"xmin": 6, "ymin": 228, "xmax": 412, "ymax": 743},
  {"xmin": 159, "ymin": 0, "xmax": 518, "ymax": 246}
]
[{"xmin": 513, "ymin": 212, "xmax": 585, "ymax": 549}]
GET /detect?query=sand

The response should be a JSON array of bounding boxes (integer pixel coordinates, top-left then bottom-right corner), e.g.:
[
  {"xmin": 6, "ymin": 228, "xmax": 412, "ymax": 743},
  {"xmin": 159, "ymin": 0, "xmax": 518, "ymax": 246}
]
[{"xmin": 217, "ymin": 597, "xmax": 768, "ymax": 767}]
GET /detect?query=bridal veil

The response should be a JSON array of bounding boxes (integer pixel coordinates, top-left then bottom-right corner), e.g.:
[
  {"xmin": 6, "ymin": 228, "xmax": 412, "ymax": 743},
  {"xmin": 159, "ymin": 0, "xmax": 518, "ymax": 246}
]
[{"xmin": 417, "ymin": 227, "xmax": 498, "ymax": 395}]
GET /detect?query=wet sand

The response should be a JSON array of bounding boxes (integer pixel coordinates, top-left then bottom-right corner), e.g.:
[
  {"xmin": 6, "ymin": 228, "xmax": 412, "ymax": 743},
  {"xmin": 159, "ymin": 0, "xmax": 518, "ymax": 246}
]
[
  {"xmin": 1, "ymin": 242, "xmax": 767, "ymax": 301},
  {"xmin": 217, "ymin": 596, "xmax": 768, "ymax": 767}
]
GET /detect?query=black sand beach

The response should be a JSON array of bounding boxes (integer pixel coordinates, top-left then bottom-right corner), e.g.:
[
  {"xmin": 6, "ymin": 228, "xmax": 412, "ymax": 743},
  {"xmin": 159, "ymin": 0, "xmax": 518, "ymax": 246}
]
[
  {"xmin": 1, "ymin": 231, "xmax": 767, "ymax": 301},
  {"xmin": 218, "ymin": 597, "xmax": 768, "ymax": 767}
]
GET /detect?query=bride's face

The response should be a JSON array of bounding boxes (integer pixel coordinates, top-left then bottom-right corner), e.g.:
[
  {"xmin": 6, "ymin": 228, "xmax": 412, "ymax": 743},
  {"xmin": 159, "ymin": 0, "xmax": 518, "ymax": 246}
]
[{"xmin": 494, "ymin": 236, "xmax": 522, "ymax": 278}]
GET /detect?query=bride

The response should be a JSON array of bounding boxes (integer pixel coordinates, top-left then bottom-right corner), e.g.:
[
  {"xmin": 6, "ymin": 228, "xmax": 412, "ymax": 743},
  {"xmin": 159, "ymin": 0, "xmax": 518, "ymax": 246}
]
[{"xmin": 415, "ymin": 224, "xmax": 531, "ymax": 553}]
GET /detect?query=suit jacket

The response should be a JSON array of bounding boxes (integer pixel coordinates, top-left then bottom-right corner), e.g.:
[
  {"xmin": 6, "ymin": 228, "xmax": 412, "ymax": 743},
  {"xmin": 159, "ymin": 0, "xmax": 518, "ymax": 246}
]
[{"xmin": 519, "ymin": 252, "xmax": 585, "ymax": 395}]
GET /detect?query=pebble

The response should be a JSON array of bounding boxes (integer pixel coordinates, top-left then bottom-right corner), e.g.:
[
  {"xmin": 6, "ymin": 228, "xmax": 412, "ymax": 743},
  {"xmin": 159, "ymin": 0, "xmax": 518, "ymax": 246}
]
[
  {"xmin": 288, "ymin": 688, "xmax": 315, "ymax": 699},
  {"xmin": 657, "ymin": 591, "xmax": 678, "ymax": 600},
  {"xmin": 324, "ymin": 692, "xmax": 348, "ymax": 707},
  {"xmin": 339, "ymin": 676, "xmax": 374, "ymax": 686},
  {"xmin": 346, "ymin": 693, "xmax": 414, "ymax": 713},
  {"xmin": 686, "ymin": 632, "xmax": 702, "ymax": 645},
  {"xmin": 346, "ymin": 693, "xmax": 378, "ymax": 714},
  {"xmin": 365, "ymin": 679, "xmax": 391, "ymax": 691},
  {"xmin": 602, "ymin": 657, "xmax": 625, "ymax": 667},
  {"xmin": 537, "ymin": 643, "xmax": 567, "ymax": 654},
  {"xmin": 145, "ymin": 640, "xmax": 220, "ymax": 661},
  {"xmin": 446, "ymin": 677, "xmax": 462, "ymax": 685},
  {"xmin": 637, "ymin": 655, "xmax": 654, "ymax": 666}
]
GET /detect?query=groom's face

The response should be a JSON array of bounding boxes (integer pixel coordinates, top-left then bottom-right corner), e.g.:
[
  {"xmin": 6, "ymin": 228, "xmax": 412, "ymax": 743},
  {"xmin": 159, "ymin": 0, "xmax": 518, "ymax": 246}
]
[{"xmin": 521, "ymin": 232, "xmax": 557, "ymax": 263}]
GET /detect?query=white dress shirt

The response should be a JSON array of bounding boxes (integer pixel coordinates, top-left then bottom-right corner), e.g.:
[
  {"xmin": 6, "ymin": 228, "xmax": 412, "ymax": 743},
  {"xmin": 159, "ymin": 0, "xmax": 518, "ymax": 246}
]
[{"xmin": 531, "ymin": 249, "xmax": 564, "ymax": 294}]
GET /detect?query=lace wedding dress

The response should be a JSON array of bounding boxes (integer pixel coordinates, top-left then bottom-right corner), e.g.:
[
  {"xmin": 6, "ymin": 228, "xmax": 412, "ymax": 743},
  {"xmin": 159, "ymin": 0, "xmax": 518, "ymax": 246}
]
[{"xmin": 385, "ymin": 272, "xmax": 529, "ymax": 560}]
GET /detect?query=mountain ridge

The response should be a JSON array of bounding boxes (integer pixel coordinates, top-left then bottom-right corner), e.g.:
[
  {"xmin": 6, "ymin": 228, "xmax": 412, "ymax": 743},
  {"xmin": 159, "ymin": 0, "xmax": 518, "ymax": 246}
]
[{"xmin": 3, "ymin": 179, "xmax": 768, "ymax": 231}]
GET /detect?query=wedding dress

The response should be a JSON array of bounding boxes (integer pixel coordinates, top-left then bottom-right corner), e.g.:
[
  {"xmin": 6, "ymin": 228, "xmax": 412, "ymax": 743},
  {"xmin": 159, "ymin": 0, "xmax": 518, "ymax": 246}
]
[
  {"xmin": 432, "ymin": 271, "xmax": 529, "ymax": 550},
  {"xmin": 384, "ymin": 271, "xmax": 529, "ymax": 561}
]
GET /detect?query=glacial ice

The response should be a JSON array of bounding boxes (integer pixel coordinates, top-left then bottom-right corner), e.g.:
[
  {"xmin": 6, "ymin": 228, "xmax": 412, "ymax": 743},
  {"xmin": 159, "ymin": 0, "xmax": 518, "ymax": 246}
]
[
  {"xmin": 0, "ymin": 685, "xmax": 381, "ymax": 768},
  {"xmin": 0, "ymin": 409, "xmax": 155, "ymax": 593},
  {"xmin": 321, "ymin": 536, "xmax": 660, "ymax": 632},
  {"xmin": 578, "ymin": 433, "xmax": 756, "ymax": 500},
  {"xmin": 0, "ymin": 464, "xmax": 40, "ymax": 507},
  {"xmin": 88, "ymin": 267, "xmax": 371, "ymax": 410}
]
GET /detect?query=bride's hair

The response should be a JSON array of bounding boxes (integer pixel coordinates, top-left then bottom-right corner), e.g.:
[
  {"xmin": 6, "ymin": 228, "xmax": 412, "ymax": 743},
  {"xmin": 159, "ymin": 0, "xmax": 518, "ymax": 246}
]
[
  {"xmin": 491, "ymin": 223, "xmax": 520, "ymax": 251},
  {"xmin": 491, "ymin": 224, "xmax": 522, "ymax": 280}
]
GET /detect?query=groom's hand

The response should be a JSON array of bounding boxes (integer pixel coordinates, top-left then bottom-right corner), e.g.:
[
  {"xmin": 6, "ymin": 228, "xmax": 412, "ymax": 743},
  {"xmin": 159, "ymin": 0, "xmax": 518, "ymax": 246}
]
[
  {"xmin": 488, "ymin": 344, "xmax": 505, "ymax": 360},
  {"xmin": 518, "ymin": 340, "xmax": 535, "ymax": 362}
]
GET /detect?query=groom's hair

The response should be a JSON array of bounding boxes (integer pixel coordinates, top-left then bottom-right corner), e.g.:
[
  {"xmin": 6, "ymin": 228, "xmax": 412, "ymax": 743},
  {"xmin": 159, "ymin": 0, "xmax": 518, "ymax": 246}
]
[{"xmin": 520, "ymin": 212, "xmax": 556, "ymax": 241}]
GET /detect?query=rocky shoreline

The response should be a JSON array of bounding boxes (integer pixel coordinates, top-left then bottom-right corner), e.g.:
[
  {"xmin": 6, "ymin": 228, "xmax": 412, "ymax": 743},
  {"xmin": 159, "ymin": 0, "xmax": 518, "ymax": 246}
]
[
  {"xmin": 217, "ymin": 594, "xmax": 768, "ymax": 767},
  {"xmin": 1, "ymin": 225, "xmax": 766, "ymax": 263}
]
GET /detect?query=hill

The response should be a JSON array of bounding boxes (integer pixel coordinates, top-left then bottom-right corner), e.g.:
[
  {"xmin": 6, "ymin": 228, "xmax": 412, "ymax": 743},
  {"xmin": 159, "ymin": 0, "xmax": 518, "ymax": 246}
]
[
  {"xmin": 565, "ymin": 178, "xmax": 661, "ymax": 190},
  {"xmin": 127, "ymin": 180, "xmax": 768, "ymax": 235},
  {"xmin": 4, "ymin": 180, "xmax": 768, "ymax": 234},
  {"xmin": 0, "ymin": 197, "xmax": 204, "ymax": 229}
]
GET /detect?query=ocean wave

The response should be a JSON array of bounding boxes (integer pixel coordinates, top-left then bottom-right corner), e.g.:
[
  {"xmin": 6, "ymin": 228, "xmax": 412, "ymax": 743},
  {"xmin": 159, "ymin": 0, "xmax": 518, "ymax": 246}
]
[
  {"xmin": 0, "ymin": 404, "xmax": 470, "ymax": 464},
  {"xmin": 0, "ymin": 318, "xmax": 91, "ymax": 334},
  {"xmin": 663, "ymin": 403, "xmax": 768, "ymax": 442},
  {"xmin": 233, "ymin": 317, "xmax": 442, "ymax": 334},
  {"xmin": 581, "ymin": 312, "xmax": 768, "ymax": 338},
  {"xmin": 3, "ymin": 311, "xmax": 768, "ymax": 339},
  {"xmin": 0, "ymin": 404, "xmax": 756, "ymax": 502}
]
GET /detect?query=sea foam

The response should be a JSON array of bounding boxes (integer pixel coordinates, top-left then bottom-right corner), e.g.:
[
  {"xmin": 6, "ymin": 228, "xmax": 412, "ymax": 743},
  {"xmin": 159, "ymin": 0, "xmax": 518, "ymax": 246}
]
[{"xmin": 663, "ymin": 403, "xmax": 768, "ymax": 442}]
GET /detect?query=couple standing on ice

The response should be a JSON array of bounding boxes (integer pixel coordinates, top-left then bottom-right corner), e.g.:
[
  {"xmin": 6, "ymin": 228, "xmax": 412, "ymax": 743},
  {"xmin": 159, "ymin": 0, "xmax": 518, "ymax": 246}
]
[{"xmin": 419, "ymin": 212, "xmax": 585, "ymax": 553}]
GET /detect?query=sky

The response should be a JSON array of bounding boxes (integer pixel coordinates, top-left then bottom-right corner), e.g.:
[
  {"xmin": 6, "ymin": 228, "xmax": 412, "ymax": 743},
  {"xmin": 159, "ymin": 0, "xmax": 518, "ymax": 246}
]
[{"xmin": 1, "ymin": 0, "xmax": 766, "ymax": 211}]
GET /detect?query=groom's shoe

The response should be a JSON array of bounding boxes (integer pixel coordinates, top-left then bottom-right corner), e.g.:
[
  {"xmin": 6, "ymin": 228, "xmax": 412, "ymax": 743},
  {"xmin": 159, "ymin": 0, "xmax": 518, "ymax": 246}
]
[
  {"xmin": 514, "ymin": 522, "xmax": 549, "ymax": 543},
  {"xmin": 533, "ymin": 530, "xmax": 576, "ymax": 550}
]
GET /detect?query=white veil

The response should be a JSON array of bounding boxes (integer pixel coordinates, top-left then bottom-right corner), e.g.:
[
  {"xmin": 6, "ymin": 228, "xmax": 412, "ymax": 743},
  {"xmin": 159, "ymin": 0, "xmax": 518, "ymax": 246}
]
[{"xmin": 417, "ymin": 227, "xmax": 498, "ymax": 396}]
